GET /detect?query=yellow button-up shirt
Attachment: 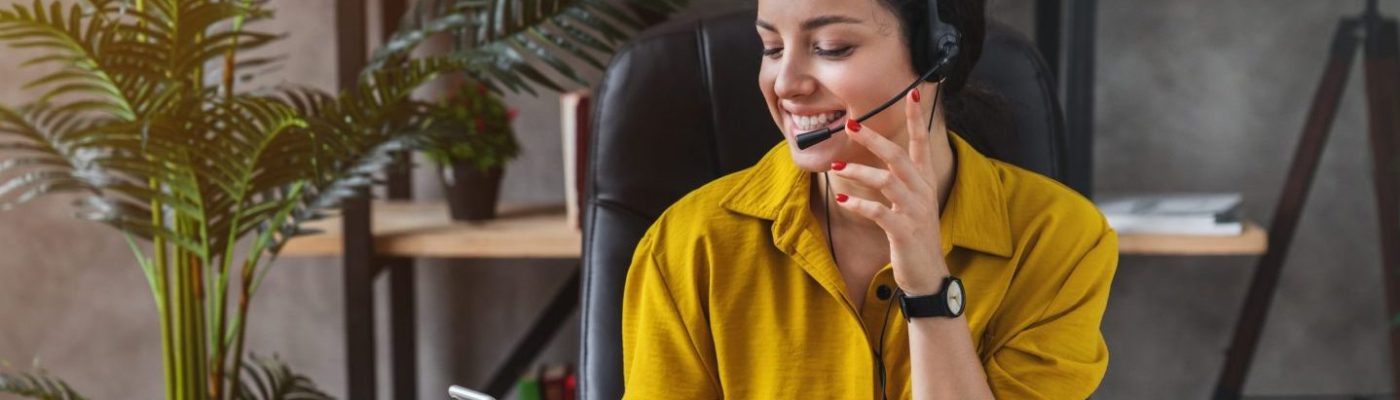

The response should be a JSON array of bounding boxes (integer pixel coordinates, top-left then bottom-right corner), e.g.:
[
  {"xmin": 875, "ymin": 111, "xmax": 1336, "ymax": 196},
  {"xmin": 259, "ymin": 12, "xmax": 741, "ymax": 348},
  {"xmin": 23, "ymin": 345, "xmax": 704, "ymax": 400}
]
[{"xmin": 622, "ymin": 132, "xmax": 1118, "ymax": 399}]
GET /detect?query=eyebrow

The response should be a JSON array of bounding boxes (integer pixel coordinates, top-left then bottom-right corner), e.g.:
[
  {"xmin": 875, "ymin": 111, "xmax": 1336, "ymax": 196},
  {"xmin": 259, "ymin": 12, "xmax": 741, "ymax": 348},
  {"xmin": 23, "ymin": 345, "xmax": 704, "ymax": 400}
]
[{"xmin": 755, "ymin": 15, "xmax": 863, "ymax": 33}]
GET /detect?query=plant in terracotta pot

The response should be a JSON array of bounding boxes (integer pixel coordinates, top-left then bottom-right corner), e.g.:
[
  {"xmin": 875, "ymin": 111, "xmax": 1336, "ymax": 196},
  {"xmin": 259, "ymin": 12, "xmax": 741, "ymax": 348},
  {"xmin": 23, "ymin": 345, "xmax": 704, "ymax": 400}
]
[
  {"xmin": 423, "ymin": 79, "xmax": 521, "ymax": 221},
  {"xmin": 376, "ymin": 0, "xmax": 692, "ymax": 222}
]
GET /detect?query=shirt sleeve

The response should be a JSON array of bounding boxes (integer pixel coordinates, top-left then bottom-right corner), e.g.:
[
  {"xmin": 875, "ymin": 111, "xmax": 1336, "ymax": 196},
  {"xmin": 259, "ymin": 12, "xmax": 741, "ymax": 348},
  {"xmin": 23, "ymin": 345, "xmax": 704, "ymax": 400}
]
[
  {"xmin": 983, "ymin": 227, "xmax": 1119, "ymax": 399},
  {"xmin": 621, "ymin": 231, "xmax": 721, "ymax": 399}
]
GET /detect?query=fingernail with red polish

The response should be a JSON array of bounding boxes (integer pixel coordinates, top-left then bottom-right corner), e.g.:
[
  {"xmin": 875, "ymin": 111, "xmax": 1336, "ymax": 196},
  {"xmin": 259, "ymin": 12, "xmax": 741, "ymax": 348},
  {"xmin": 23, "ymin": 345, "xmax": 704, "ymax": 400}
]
[
  {"xmin": 831, "ymin": 161, "xmax": 846, "ymax": 171},
  {"xmin": 836, "ymin": 193, "xmax": 849, "ymax": 203},
  {"xmin": 911, "ymin": 88, "xmax": 921, "ymax": 103},
  {"xmin": 846, "ymin": 118, "xmax": 861, "ymax": 133}
]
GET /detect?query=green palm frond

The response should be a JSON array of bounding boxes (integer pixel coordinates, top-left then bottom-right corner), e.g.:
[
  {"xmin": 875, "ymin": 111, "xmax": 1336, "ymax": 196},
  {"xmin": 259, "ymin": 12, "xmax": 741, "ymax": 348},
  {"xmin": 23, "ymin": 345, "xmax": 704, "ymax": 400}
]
[
  {"xmin": 262, "ymin": 56, "xmax": 463, "ymax": 256},
  {"xmin": 0, "ymin": 0, "xmax": 300, "ymax": 255},
  {"xmin": 137, "ymin": 95, "xmax": 309, "ymax": 256},
  {"xmin": 373, "ymin": 0, "xmax": 689, "ymax": 95},
  {"xmin": 233, "ymin": 354, "xmax": 331, "ymax": 400},
  {"xmin": 0, "ymin": 103, "xmax": 99, "ymax": 211},
  {"xmin": 0, "ymin": 0, "xmax": 280, "ymax": 123},
  {"xmin": 0, "ymin": 0, "xmax": 138, "ymax": 120},
  {"xmin": 0, "ymin": 370, "xmax": 88, "ymax": 400},
  {"xmin": 43, "ymin": 107, "xmax": 217, "ymax": 257},
  {"xmin": 91, "ymin": 0, "xmax": 277, "ymax": 79}
]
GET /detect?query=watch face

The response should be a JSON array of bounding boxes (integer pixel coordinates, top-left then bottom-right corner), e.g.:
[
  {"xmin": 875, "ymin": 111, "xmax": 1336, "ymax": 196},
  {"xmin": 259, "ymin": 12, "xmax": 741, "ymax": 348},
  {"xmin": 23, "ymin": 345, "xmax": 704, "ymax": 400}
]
[{"xmin": 947, "ymin": 280, "xmax": 965, "ymax": 315}]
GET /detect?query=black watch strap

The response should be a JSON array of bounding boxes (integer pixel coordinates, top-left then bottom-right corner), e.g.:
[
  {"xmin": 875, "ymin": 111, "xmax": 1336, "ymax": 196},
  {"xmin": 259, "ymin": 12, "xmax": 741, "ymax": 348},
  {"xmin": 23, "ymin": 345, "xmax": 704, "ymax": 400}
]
[{"xmin": 898, "ymin": 276, "xmax": 964, "ymax": 321}]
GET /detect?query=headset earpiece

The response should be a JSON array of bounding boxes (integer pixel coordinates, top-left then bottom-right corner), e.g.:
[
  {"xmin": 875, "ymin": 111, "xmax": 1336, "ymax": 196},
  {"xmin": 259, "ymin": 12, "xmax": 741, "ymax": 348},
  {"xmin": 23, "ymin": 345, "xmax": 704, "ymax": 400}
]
[{"xmin": 923, "ymin": 0, "xmax": 962, "ymax": 82}]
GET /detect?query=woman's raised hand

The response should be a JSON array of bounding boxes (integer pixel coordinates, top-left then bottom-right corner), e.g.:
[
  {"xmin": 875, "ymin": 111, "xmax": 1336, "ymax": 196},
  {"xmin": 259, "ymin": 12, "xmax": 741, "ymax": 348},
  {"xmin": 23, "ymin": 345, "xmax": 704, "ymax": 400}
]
[{"xmin": 829, "ymin": 87, "xmax": 949, "ymax": 295}]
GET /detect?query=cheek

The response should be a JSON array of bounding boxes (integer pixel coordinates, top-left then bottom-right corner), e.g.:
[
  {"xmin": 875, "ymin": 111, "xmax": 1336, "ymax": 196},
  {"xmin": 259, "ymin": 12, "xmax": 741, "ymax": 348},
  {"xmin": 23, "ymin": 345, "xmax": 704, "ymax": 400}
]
[
  {"xmin": 819, "ymin": 63, "xmax": 912, "ymax": 131},
  {"xmin": 813, "ymin": 66, "xmax": 884, "ymax": 115}
]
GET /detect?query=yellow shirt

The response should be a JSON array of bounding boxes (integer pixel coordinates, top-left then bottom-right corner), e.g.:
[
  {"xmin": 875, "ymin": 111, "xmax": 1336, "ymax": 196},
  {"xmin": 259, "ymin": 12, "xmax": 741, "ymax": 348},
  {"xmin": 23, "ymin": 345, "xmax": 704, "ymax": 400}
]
[{"xmin": 622, "ymin": 132, "xmax": 1118, "ymax": 399}]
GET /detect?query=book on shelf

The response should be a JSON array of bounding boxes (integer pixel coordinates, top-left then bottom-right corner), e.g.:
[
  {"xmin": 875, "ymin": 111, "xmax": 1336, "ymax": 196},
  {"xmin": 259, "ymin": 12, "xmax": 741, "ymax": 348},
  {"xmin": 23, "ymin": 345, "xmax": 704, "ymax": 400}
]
[
  {"xmin": 516, "ymin": 372, "xmax": 542, "ymax": 400},
  {"xmin": 1094, "ymin": 193, "xmax": 1244, "ymax": 236},
  {"xmin": 519, "ymin": 362, "xmax": 577, "ymax": 400},
  {"xmin": 563, "ymin": 367, "xmax": 577, "ymax": 400},
  {"xmin": 561, "ymin": 90, "xmax": 592, "ymax": 231},
  {"xmin": 541, "ymin": 363, "xmax": 571, "ymax": 400}
]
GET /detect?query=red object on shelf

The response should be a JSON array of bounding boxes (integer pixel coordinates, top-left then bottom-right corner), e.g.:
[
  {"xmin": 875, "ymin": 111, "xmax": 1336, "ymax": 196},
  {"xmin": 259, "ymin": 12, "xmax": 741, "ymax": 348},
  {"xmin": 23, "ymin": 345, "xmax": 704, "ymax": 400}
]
[{"xmin": 563, "ymin": 368, "xmax": 577, "ymax": 400}]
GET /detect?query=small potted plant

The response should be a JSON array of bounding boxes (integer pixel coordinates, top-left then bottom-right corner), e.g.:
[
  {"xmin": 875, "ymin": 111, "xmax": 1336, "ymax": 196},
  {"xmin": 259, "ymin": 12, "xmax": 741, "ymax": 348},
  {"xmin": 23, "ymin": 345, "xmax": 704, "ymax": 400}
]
[{"xmin": 425, "ymin": 78, "xmax": 521, "ymax": 221}]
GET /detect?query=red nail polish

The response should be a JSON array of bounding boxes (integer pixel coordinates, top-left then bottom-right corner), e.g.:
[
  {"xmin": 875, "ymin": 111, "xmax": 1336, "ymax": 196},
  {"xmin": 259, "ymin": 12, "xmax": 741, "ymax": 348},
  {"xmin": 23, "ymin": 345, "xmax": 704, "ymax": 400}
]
[
  {"xmin": 911, "ymin": 88, "xmax": 921, "ymax": 103},
  {"xmin": 831, "ymin": 161, "xmax": 846, "ymax": 171},
  {"xmin": 846, "ymin": 118, "xmax": 861, "ymax": 133},
  {"xmin": 836, "ymin": 193, "xmax": 849, "ymax": 203}
]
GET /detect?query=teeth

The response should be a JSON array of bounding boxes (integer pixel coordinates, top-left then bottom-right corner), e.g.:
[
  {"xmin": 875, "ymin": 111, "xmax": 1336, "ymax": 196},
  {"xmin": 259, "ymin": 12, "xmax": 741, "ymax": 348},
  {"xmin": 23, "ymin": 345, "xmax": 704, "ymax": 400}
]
[{"xmin": 792, "ymin": 111, "xmax": 845, "ymax": 131}]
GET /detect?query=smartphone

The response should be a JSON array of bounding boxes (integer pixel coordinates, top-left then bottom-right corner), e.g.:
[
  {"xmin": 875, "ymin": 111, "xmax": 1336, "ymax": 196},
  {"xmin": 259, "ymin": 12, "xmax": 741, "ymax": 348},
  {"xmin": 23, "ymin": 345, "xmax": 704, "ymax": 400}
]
[{"xmin": 448, "ymin": 385, "xmax": 496, "ymax": 400}]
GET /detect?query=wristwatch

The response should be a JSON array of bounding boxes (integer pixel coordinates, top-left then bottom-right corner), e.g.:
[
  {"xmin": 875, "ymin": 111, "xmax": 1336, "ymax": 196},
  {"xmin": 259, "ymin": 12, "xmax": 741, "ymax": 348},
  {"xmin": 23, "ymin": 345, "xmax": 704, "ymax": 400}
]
[{"xmin": 898, "ymin": 276, "xmax": 965, "ymax": 321}]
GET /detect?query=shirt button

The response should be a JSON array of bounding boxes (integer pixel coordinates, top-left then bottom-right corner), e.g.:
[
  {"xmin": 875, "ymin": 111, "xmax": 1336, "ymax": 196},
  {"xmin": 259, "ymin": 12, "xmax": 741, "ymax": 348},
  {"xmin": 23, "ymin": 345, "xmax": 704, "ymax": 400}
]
[{"xmin": 876, "ymin": 285, "xmax": 892, "ymax": 301}]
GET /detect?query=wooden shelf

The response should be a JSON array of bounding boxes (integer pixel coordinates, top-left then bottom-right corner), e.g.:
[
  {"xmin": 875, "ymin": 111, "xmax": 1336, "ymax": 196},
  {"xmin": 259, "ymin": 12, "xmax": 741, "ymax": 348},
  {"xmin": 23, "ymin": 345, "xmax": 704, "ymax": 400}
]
[
  {"xmin": 281, "ymin": 202, "xmax": 581, "ymax": 259},
  {"xmin": 281, "ymin": 201, "xmax": 1267, "ymax": 258},
  {"xmin": 1117, "ymin": 222, "xmax": 1268, "ymax": 256}
]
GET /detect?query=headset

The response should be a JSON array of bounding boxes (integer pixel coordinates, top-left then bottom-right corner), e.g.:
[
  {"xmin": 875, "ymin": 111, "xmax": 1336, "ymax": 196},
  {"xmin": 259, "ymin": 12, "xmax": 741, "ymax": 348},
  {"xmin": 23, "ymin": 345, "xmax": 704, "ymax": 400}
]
[
  {"xmin": 808, "ymin": 1, "xmax": 963, "ymax": 399},
  {"xmin": 794, "ymin": 0, "xmax": 962, "ymax": 150}
]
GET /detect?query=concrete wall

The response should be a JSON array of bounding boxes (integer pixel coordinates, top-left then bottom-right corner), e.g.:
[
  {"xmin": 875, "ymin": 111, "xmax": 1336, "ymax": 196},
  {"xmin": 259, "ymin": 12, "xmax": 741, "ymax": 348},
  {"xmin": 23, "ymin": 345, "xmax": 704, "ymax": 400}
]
[
  {"xmin": 1092, "ymin": 1, "xmax": 1394, "ymax": 397},
  {"xmin": 0, "ymin": 0, "xmax": 1394, "ymax": 399}
]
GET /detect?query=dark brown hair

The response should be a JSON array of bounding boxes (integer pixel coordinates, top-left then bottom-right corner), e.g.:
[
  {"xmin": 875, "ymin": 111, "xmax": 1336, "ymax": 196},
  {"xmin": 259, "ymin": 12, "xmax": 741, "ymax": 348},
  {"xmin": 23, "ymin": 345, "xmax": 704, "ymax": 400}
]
[{"xmin": 877, "ymin": 0, "xmax": 1012, "ymax": 154}]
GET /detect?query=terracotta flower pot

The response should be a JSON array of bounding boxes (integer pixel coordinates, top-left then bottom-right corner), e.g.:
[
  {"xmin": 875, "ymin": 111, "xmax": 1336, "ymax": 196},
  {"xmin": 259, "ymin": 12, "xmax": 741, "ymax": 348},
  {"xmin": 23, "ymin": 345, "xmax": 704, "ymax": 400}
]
[{"xmin": 440, "ymin": 161, "xmax": 504, "ymax": 221}]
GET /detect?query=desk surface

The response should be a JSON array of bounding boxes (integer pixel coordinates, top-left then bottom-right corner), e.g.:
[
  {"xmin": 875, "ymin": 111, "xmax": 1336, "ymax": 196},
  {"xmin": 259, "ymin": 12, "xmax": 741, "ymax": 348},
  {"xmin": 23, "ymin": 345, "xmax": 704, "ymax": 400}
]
[{"xmin": 280, "ymin": 201, "xmax": 1268, "ymax": 258}]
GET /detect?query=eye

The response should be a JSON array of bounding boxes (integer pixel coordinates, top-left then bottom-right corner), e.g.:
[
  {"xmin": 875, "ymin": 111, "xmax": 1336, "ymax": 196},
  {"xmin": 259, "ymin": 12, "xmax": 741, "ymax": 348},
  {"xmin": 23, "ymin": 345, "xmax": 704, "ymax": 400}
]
[
  {"xmin": 814, "ymin": 44, "xmax": 854, "ymax": 58},
  {"xmin": 762, "ymin": 47, "xmax": 784, "ymax": 59}
]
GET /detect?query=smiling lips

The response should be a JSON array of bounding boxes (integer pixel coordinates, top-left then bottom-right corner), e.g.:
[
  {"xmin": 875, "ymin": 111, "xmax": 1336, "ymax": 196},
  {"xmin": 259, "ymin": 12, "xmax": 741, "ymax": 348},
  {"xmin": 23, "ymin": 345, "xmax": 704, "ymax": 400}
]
[{"xmin": 789, "ymin": 110, "xmax": 848, "ymax": 132}]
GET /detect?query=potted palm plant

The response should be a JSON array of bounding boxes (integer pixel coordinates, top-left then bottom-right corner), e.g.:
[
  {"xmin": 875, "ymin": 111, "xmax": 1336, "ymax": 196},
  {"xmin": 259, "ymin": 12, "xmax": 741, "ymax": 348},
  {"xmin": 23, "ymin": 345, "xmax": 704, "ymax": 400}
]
[
  {"xmin": 425, "ymin": 79, "xmax": 520, "ymax": 221},
  {"xmin": 0, "ymin": 0, "xmax": 687, "ymax": 399},
  {"xmin": 0, "ymin": 0, "xmax": 458, "ymax": 398}
]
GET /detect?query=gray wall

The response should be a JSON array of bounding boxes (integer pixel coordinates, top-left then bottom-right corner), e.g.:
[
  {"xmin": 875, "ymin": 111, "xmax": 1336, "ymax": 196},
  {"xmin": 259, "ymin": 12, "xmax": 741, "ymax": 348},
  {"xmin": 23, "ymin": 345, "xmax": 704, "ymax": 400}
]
[
  {"xmin": 1093, "ymin": 1, "xmax": 1394, "ymax": 397},
  {"xmin": 0, "ymin": 0, "xmax": 1394, "ymax": 399}
]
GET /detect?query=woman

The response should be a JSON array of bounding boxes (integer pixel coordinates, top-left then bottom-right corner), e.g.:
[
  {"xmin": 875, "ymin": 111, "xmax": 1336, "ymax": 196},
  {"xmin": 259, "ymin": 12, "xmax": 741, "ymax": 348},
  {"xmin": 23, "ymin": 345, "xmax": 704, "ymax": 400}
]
[{"xmin": 621, "ymin": 0, "xmax": 1118, "ymax": 398}]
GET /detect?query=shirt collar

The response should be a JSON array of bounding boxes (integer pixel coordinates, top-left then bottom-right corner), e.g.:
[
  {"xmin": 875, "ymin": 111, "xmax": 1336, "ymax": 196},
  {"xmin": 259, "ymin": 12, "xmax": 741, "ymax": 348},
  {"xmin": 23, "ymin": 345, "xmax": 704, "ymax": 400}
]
[{"xmin": 719, "ymin": 131, "xmax": 1013, "ymax": 258}]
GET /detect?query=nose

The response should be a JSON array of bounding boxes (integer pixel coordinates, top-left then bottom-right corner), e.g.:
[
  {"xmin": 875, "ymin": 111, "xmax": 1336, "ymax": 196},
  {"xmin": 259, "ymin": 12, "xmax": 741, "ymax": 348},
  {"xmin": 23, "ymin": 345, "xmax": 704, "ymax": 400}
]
[{"xmin": 773, "ymin": 53, "xmax": 817, "ymax": 100}]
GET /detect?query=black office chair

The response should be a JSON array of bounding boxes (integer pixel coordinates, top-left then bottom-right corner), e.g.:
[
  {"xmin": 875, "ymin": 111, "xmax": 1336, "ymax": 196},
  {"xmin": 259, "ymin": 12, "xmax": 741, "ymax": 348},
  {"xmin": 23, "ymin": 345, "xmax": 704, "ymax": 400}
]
[{"xmin": 578, "ymin": 8, "xmax": 1076, "ymax": 400}]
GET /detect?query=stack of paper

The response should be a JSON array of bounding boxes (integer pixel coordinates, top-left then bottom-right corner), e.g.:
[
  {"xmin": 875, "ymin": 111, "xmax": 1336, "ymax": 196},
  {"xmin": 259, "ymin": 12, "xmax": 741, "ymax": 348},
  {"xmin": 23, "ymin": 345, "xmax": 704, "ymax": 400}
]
[{"xmin": 1095, "ymin": 193, "xmax": 1244, "ymax": 236}]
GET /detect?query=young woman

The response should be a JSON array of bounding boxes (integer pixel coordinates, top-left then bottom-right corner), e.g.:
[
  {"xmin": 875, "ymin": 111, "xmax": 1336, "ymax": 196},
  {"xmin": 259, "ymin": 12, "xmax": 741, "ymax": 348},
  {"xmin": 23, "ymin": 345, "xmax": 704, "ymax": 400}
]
[{"xmin": 621, "ymin": 0, "xmax": 1118, "ymax": 398}]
